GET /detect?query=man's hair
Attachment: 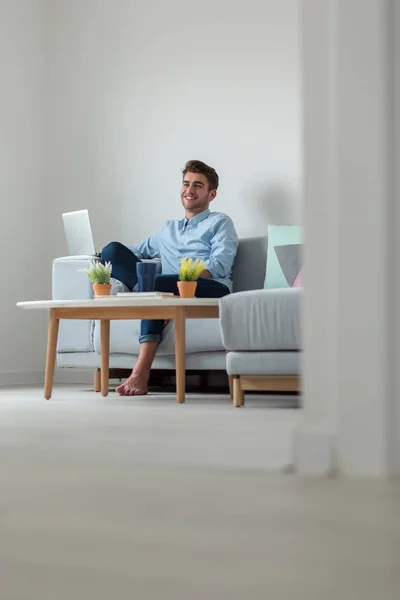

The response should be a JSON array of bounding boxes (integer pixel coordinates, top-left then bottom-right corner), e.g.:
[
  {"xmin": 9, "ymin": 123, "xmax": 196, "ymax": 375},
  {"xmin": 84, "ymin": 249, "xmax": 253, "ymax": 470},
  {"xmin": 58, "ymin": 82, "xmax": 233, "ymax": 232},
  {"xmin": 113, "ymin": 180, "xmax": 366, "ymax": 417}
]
[{"xmin": 182, "ymin": 160, "xmax": 219, "ymax": 191}]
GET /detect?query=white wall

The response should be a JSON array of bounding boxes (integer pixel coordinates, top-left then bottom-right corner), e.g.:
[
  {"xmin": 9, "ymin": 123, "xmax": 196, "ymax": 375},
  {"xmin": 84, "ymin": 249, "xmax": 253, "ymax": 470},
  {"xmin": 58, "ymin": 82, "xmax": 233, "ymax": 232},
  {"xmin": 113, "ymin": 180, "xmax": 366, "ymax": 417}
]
[
  {"xmin": 45, "ymin": 0, "xmax": 301, "ymax": 259},
  {"xmin": 0, "ymin": 0, "xmax": 49, "ymax": 383},
  {"xmin": 0, "ymin": 0, "xmax": 301, "ymax": 383}
]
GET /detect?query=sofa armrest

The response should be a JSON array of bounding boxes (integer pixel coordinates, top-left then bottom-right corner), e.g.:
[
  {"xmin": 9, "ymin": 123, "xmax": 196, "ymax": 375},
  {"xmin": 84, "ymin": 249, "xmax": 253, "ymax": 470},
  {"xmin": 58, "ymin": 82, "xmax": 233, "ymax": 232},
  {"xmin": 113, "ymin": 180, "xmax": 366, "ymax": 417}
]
[
  {"xmin": 219, "ymin": 288, "xmax": 302, "ymax": 351},
  {"xmin": 53, "ymin": 255, "xmax": 97, "ymax": 353},
  {"xmin": 53, "ymin": 255, "xmax": 97, "ymax": 301}
]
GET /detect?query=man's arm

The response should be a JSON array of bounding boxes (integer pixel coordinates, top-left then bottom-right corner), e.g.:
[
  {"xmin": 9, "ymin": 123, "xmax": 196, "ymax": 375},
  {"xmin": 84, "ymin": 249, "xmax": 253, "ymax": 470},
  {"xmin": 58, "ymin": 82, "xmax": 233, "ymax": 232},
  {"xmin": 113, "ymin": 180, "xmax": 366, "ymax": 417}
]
[
  {"xmin": 128, "ymin": 229, "xmax": 162, "ymax": 259},
  {"xmin": 201, "ymin": 216, "xmax": 239, "ymax": 280},
  {"xmin": 199, "ymin": 269, "xmax": 212, "ymax": 278}
]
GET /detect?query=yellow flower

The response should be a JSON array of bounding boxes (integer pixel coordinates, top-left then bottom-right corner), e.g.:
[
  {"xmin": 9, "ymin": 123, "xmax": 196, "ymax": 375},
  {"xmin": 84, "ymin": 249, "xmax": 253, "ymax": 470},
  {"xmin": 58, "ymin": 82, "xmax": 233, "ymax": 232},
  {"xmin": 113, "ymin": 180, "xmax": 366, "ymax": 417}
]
[{"xmin": 178, "ymin": 258, "xmax": 206, "ymax": 281}]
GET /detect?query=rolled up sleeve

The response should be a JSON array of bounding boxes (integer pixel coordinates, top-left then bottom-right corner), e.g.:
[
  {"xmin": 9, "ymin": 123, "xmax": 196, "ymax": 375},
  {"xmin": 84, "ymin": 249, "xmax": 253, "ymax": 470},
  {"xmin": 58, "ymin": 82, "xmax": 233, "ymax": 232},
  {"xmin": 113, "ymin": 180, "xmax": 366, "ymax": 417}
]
[{"xmin": 203, "ymin": 216, "xmax": 239, "ymax": 280}]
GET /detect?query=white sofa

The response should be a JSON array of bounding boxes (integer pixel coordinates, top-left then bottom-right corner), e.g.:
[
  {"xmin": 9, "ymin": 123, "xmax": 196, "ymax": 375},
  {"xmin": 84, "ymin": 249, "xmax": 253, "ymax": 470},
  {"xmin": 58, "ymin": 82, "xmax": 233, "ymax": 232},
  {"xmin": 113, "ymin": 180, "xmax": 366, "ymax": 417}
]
[{"xmin": 53, "ymin": 236, "xmax": 301, "ymax": 388}]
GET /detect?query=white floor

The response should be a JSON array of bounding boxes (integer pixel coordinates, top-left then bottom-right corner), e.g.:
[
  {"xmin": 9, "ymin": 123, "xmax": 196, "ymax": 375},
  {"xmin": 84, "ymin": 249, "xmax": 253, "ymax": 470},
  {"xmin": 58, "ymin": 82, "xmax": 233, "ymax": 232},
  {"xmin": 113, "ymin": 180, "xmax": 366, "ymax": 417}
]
[
  {"xmin": 0, "ymin": 385, "xmax": 399, "ymax": 599},
  {"xmin": 0, "ymin": 384, "xmax": 299, "ymax": 471}
]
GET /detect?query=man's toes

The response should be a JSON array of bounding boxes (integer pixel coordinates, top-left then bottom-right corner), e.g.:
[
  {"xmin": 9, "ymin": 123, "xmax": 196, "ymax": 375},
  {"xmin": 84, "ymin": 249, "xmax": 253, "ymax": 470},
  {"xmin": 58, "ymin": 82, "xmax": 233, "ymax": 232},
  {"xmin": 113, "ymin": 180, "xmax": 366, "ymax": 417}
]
[{"xmin": 115, "ymin": 379, "xmax": 148, "ymax": 396}]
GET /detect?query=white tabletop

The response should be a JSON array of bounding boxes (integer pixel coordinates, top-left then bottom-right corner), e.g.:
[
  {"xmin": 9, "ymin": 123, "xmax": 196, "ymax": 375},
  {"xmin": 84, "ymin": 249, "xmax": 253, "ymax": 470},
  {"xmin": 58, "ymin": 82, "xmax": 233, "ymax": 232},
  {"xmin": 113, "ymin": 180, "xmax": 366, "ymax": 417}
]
[{"xmin": 17, "ymin": 297, "xmax": 221, "ymax": 310}]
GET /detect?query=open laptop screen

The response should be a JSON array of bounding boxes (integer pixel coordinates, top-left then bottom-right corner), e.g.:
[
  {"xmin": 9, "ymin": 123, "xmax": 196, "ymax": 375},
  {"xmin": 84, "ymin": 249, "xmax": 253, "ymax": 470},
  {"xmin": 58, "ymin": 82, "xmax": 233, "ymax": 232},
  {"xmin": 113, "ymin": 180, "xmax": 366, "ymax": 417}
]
[{"xmin": 62, "ymin": 209, "xmax": 96, "ymax": 256}]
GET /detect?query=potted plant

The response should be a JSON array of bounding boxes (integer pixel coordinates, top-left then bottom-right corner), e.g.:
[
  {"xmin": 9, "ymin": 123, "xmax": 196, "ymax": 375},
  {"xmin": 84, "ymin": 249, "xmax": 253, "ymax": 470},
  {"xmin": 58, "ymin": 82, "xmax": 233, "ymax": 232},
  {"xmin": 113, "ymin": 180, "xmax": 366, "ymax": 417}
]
[
  {"xmin": 81, "ymin": 261, "xmax": 113, "ymax": 296},
  {"xmin": 178, "ymin": 258, "xmax": 206, "ymax": 298}
]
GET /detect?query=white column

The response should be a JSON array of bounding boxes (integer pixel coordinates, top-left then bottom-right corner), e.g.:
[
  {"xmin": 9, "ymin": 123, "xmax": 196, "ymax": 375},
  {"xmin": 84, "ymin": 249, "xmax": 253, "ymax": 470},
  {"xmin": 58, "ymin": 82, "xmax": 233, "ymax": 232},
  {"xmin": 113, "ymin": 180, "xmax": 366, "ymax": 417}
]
[
  {"xmin": 297, "ymin": 0, "xmax": 398, "ymax": 476},
  {"xmin": 395, "ymin": 0, "xmax": 400, "ymax": 473},
  {"xmin": 295, "ymin": 0, "xmax": 339, "ymax": 476}
]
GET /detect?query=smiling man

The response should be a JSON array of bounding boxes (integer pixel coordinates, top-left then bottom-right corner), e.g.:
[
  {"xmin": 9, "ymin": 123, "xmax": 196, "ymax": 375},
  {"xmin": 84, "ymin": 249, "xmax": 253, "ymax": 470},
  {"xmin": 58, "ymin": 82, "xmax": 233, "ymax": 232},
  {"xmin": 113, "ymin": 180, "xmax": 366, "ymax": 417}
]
[{"xmin": 101, "ymin": 160, "xmax": 239, "ymax": 396}]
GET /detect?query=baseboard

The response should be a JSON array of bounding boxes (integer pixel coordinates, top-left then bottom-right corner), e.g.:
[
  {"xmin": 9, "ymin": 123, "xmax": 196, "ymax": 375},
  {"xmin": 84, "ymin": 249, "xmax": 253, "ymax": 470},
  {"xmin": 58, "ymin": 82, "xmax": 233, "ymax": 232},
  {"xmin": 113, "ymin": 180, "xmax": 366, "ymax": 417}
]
[
  {"xmin": 0, "ymin": 369, "xmax": 94, "ymax": 386},
  {"xmin": 292, "ymin": 423, "xmax": 337, "ymax": 476},
  {"xmin": 0, "ymin": 371, "xmax": 44, "ymax": 386}
]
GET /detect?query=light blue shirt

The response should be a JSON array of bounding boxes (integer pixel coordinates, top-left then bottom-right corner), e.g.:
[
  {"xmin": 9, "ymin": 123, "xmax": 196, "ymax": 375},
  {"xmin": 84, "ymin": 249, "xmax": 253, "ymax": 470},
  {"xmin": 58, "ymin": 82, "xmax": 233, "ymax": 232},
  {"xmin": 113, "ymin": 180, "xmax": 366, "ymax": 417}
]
[{"xmin": 129, "ymin": 209, "xmax": 239, "ymax": 291}]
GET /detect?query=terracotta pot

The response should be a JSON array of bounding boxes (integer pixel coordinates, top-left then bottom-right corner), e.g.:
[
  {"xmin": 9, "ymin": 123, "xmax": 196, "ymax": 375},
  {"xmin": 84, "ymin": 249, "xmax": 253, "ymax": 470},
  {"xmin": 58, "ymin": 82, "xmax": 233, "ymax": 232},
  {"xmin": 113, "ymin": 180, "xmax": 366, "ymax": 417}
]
[
  {"xmin": 93, "ymin": 283, "xmax": 112, "ymax": 297},
  {"xmin": 177, "ymin": 281, "xmax": 197, "ymax": 298}
]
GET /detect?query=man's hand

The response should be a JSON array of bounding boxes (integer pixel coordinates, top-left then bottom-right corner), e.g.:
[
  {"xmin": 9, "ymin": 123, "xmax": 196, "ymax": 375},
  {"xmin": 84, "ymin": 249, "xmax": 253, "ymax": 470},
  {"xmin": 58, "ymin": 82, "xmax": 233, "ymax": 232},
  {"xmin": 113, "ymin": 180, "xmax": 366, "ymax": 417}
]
[{"xmin": 199, "ymin": 270, "xmax": 212, "ymax": 278}]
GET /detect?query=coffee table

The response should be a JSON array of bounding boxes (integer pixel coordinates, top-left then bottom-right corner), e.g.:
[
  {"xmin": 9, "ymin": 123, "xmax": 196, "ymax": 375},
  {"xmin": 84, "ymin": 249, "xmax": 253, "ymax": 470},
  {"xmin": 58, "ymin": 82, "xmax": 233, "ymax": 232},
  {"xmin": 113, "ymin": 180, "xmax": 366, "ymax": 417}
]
[{"xmin": 17, "ymin": 297, "xmax": 220, "ymax": 402}]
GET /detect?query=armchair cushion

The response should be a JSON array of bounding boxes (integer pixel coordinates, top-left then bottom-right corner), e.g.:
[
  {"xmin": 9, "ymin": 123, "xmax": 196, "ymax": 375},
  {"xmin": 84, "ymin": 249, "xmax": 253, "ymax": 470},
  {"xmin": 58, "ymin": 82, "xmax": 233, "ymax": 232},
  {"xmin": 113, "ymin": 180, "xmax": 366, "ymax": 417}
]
[
  {"xmin": 226, "ymin": 351, "xmax": 301, "ymax": 376},
  {"xmin": 220, "ymin": 288, "xmax": 302, "ymax": 351}
]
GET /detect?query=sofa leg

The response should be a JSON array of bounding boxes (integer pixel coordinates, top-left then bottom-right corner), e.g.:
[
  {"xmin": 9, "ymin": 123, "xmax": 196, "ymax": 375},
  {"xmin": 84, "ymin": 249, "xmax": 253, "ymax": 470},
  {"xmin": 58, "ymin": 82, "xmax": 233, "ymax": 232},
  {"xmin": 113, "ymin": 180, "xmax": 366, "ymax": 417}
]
[
  {"xmin": 94, "ymin": 369, "xmax": 101, "ymax": 393},
  {"xmin": 233, "ymin": 376, "xmax": 244, "ymax": 407},
  {"xmin": 228, "ymin": 375, "xmax": 234, "ymax": 399}
]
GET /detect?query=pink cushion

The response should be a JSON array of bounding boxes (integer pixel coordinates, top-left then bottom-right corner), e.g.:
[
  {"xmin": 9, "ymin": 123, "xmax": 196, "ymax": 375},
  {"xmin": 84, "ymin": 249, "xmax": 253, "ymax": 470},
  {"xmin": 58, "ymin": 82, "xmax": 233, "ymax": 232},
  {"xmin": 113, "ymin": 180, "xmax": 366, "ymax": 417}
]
[{"xmin": 292, "ymin": 267, "xmax": 303, "ymax": 288}]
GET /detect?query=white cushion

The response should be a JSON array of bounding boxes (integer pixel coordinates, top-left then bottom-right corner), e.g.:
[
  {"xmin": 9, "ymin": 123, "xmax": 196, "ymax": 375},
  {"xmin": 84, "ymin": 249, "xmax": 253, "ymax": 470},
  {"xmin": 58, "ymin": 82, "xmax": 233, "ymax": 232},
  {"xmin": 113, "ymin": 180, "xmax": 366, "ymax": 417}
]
[
  {"xmin": 220, "ymin": 288, "xmax": 302, "ymax": 351},
  {"xmin": 93, "ymin": 318, "xmax": 224, "ymax": 356}
]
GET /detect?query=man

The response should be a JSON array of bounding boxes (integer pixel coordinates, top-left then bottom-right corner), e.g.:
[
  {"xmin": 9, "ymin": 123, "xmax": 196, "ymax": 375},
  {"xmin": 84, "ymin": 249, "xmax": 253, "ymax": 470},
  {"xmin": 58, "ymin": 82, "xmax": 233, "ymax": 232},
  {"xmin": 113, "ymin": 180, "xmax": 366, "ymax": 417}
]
[{"xmin": 101, "ymin": 160, "xmax": 239, "ymax": 396}]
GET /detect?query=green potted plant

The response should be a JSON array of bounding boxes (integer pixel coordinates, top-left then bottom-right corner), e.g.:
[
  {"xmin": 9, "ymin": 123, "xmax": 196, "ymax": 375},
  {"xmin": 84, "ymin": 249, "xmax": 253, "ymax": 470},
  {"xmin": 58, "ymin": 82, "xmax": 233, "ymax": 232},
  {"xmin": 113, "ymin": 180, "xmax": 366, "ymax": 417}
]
[
  {"xmin": 81, "ymin": 261, "xmax": 113, "ymax": 296},
  {"xmin": 178, "ymin": 258, "xmax": 206, "ymax": 298}
]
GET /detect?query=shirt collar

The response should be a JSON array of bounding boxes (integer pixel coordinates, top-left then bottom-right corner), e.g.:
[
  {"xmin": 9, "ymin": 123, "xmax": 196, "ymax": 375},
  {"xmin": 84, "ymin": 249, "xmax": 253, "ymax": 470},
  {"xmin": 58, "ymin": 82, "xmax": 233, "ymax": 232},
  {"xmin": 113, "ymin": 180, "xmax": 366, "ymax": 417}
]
[{"xmin": 181, "ymin": 208, "xmax": 211, "ymax": 230}]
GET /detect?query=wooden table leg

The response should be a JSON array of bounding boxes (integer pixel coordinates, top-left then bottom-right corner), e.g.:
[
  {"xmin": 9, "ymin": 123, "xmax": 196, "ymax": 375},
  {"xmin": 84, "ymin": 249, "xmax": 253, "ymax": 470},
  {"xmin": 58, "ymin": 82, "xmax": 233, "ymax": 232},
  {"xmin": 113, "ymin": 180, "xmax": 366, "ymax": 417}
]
[
  {"xmin": 44, "ymin": 309, "xmax": 60, "ymax": 400},
  {"xmin": 100, "ymin": 320, "xmax": 110, "ymax": 397},
  {"xmin": 174, "ymin": 307, "xmax": 186, "ymax": 403}
]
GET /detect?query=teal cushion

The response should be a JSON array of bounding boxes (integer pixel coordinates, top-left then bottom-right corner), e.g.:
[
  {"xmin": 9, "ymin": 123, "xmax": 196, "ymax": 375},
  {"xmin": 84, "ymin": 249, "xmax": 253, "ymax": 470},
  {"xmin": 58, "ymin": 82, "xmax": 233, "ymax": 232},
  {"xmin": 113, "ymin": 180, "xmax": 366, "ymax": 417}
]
[{"xmin": 264, "ymin": 225, "xmax": 303, "ymax": 289}]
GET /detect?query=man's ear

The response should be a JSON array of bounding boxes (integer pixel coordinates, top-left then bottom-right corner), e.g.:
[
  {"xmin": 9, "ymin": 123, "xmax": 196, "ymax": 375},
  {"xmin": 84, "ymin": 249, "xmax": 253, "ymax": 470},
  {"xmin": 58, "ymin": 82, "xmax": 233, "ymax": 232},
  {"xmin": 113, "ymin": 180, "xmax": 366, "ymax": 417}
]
[{"xmin": 209, "ymin": 189, "xmax": 217, "ymax": 202}]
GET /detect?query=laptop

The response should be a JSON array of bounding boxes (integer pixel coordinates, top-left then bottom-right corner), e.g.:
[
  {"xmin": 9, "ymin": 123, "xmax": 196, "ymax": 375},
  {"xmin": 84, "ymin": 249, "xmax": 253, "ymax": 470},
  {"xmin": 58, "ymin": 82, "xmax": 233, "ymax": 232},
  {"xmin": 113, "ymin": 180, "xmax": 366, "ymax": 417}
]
[{"xmin": 62, "ymin": 209, "xmax": 96, "ymax": 256}]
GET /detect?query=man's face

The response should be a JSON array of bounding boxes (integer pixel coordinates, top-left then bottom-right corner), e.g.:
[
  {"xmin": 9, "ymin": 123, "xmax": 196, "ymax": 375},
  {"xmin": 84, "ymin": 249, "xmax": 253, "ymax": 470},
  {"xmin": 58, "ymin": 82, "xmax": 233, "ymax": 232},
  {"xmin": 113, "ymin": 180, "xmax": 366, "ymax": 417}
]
[{"xmin": 181, "ymin": 172, "xmax": 217, "ymax": 216}]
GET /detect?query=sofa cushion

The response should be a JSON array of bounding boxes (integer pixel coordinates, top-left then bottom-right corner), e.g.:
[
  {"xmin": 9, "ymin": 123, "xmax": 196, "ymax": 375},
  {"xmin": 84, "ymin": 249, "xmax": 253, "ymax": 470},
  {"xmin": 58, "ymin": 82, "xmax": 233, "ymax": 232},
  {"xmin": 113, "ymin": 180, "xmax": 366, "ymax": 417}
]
[
  {"xmin": 232, "ymin": 236, "xmax": 268, "ymax": 292},
  {"xmin": 93, "ymin": 318, "xmax": 225, "ymax": 356},
  {"xmin": 220, "ymin": 288, "xmax": 302, "ymax": 351},
  {"xmin": 226, "ymin": 351, "xmax": 301, "ymax": 376},
  {"xmin": 264, "ymin": 225, "xmax": 303, "ymax": 289},
  {"xmin": 292, "ymin": 267, "xmax": 303, "ymax": 288}
]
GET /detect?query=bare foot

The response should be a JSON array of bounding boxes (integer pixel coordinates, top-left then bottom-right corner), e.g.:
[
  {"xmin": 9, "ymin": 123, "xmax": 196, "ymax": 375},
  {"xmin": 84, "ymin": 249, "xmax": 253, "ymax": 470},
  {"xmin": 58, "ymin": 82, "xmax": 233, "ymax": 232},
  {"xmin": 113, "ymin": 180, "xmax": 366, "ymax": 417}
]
[{"xmin": 115, "ymin": 373, "xmax": 149, "ymax": 396}]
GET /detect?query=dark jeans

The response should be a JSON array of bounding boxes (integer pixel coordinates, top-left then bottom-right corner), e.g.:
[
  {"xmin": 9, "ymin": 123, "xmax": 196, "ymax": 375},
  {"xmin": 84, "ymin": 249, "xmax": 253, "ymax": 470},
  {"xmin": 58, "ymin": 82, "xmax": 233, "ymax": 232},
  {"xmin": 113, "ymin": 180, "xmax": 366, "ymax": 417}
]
[
  {"xmin": 101, "ymin": 241, "xmax": 230, "ymax": 343},
  {"xmin": 101, "ymin": 241, "xmax": 141, "ymax": 290}
]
